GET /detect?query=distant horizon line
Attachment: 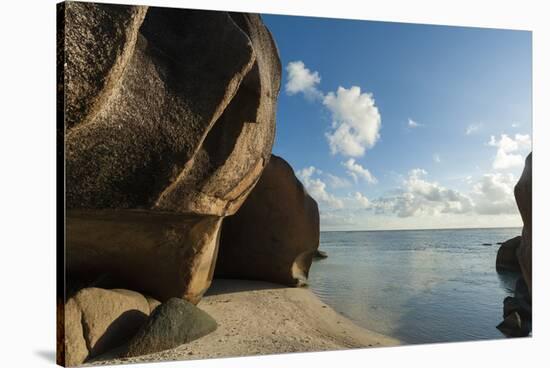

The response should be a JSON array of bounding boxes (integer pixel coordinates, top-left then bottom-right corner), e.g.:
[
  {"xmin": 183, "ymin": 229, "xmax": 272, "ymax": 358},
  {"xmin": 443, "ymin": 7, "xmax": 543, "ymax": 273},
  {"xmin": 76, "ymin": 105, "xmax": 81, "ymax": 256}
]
[{"xmin": 320, "ymin": 225, "xmax": 522, "ymax": 233}]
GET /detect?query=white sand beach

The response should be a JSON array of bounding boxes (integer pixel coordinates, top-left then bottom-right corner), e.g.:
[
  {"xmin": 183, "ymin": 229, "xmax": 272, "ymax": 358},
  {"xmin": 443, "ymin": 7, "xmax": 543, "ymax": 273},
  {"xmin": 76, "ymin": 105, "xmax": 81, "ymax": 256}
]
[{"xmin": 91, "ymin": 279, "xmax": 400, "ymax": 365}]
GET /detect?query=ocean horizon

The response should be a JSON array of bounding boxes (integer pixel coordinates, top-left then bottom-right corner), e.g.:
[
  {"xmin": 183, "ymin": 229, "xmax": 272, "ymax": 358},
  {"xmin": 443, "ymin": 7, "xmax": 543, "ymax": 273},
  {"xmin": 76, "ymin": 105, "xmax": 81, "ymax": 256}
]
[
  {"xmin": 309, "ymin": 227, "xmax": 523, "ymax": 344},
  {"xmin": 321, "ymin": 226, "xmax": 522, "ymax": 233}
]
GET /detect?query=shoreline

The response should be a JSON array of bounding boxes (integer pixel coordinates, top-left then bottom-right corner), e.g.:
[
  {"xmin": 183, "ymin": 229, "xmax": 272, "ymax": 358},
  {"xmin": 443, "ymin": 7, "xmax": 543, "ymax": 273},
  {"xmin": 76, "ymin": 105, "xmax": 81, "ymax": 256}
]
[{"xmin": 90, "ymin": 279, "xmax": 400, "ymax": 365}]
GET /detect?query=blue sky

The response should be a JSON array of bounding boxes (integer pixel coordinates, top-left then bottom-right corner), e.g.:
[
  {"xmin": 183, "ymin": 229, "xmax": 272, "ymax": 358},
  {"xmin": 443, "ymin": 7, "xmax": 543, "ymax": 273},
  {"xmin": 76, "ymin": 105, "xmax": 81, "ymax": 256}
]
[{"xmin": 262, "ymin": 14, "xmax": 532, "ymax": 231}]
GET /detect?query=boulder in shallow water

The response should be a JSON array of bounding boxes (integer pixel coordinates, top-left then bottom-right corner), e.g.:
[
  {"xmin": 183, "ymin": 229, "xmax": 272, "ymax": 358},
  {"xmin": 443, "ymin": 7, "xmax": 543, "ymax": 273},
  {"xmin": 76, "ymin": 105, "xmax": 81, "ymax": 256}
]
[
  {"xmin": 124, "ymin": 298, "xmax": 217, "ymax": 357},
  {"xmin": 496, "ymin": 311, "xmax": 529, "ymax": 337},
  {"xmin": 496, "ymin": 236, "xmax": 521, "ymax": 272},
  {"xmin": 215, "ymin": 155, "xmax": 320, "ymax": 286},
  {"xmin": 514, "ymin": 153, "xmax": 532, "ymax": 295},
  {"xmin": 514, "ymin": 277, "xmax": 530, "ymax": 302},
  {"xmin": 503, "ymin": 296, "xmax": 531, "ymax": 320}
]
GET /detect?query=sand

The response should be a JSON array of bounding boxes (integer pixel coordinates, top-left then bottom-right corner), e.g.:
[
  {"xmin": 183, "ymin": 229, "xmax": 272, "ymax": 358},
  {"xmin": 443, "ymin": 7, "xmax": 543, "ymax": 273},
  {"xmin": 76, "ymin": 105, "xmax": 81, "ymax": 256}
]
[{"xmin": 90, "ymin": 279, "xmax": 400, "ymax": 365}]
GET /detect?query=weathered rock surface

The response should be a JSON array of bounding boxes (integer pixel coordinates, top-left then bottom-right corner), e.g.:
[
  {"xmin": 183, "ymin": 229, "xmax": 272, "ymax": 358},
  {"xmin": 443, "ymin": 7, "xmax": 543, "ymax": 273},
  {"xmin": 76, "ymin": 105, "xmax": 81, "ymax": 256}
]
[
  {"xmin": 66, "ymin": 211, "xmax": 222, "ymax": 303},
  {"xmin": 496, "ymin": 236, "xmax": 521, "ymax": 272},
  {"xmin": 515, "ymin": 153, "xmax": 532, "ymax": 295},
  {"xmin": 63, "ymin": 3, "xmax": 281, "ymax": 303},
  {"xmin": 514, "ymin": 277, "xmax": 530, "ymax": 301},
  {"xmin": 64, "ymin": 288, "xmax": 160, "ymax": 366},
  {"xmin": 496, "ymin": 312, "xmax": 529, "ymax": 337},
  {"xmin": 63, "ymin": 2, "xmax": 148, "ymax": 130},
  {"xmin": 215, "ymin": 155, "xmax": 320, "ymax": 286},
  {"xmin": 64, "ymin": 298, "xmax": 88, "ymax": 367},
  {"xmin": 123, "ymin": 298, "xmax": 217, "ymax": 357},
  {"xmin": 65, "ymin": 8, "xmax": 279, "ymax": 215},
  {"xmin": 503, "ymin": 296, "xmax": 531, "ymax": 320}
]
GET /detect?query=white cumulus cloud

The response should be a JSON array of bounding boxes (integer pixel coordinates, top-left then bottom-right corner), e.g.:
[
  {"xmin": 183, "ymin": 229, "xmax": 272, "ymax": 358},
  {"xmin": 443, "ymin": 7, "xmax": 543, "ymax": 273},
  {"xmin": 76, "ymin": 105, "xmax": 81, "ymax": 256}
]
[
  {"xmin": 296, "ymin": 166, "xmax": 343, "ymax": 209},
  {"xmin": 285, "ymin": 61, "xmax": 322, "ymax": 100},
  {"xmin": 326, "ymin": 174, "xmax": 352, "ymax": 189},
  {"xmin": 353, "ymin": 192, "xmax": 371, "ymax": 208},
  {"xmin": 488, "ymin": 133, "xmax": 531, "ymax": 170},
  {"xmin": 373, "ymin": 169, "xmax": 474, "ymax": 217},
  {"xmin": 472, "ymin": 173, "xmax": 517, "ymax": 215},
  {"xmin": 342, "ymin": 158, "xmax": 377, "ymax": 184},
  {"xmin": 324, "ymin": 86, "xmax": 382, "ymax": 157}
]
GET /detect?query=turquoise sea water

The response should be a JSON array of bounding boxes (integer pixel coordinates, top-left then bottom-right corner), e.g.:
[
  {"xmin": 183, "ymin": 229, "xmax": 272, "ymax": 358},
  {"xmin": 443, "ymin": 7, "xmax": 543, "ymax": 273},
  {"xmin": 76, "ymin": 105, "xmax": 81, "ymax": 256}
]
[{"xmin": 308, "ymin": 227, "xmax": 523, "ymax": 344}]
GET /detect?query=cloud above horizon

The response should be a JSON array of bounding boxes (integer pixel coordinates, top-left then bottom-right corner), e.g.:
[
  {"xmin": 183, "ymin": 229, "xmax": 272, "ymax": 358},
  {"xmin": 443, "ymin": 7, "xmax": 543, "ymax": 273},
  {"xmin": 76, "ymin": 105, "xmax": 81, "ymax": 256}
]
[
  {"xmin": 373, "ymin": 169, "xmax": 474, "ymax": 217},
  {"xmin": 285, "ymin": 61, "xmax": 382, "ymax": 158},
  {"xmin": 285, "ymin": 61, "xmax": 323, "ymax": 100},
  {"xmin": 342, "ymin": 158, "xmax": 377, "ymax": 184},
  {"xmin": 370, "ymin": 169, "xmax": 519, "ymax": 218},
  {"xmin": 324, "ymin": 86, "xmax": 382, "ymax": 157},
  {"xmin": 488, "ymin": 133, "xmax": 531, "ymax": 170},
  {"xmin": 296, "ymin": 166, "xmax": 344, "ymax": 209},
  {"xmin": 471, "ymin": 173, "xmax": 518, "ymax": 215},
  {"xmin": 296, "ymin": 162, "xmax": 520, "ymax": 229}
]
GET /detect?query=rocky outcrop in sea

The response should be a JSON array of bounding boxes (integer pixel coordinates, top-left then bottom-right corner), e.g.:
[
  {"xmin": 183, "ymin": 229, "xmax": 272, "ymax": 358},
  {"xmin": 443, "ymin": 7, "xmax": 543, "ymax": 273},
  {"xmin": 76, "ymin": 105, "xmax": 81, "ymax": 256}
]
[{"xmin": 495, "ymin": 152, "xmax": 532, "ymax": 338}]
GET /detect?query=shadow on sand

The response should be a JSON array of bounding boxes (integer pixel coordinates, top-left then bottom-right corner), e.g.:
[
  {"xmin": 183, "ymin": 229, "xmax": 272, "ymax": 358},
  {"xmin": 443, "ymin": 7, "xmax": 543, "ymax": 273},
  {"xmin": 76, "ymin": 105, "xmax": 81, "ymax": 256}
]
[{"xmin": 205, "ymin": 278, "xmax": 285, "ymax": 296}]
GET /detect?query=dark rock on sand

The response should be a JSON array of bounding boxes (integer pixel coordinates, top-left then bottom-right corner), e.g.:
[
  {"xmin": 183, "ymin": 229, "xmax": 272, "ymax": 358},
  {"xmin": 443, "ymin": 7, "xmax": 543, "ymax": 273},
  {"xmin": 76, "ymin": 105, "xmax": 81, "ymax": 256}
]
[
  {"xmin": 64, "ymin": 287, "xmax": 159, "ymax": 366},
  {"xmin": 124, "ymin": 298, "xmax": 217, "ymax": 357},
  {"xmin": 314, "ymin": 250, "xmax": 328, "ymax": 259},
  {"xmin": 64, "ymin": 4, "xmax": 281, "ymax": 303},
  {"xmin": 514, "ymin": 153, "xmax": 532, "ymax": 295},
  {"xmin": 216, "ymin": 155, "xmax": 320, "ymax": 286},
  {"xmin": 496, "ymin": 312, "xmax": 529, "ymax": 337},
  {"xmin": 496, "ymin": 236, "xmax": 521, "ymax": 272}
]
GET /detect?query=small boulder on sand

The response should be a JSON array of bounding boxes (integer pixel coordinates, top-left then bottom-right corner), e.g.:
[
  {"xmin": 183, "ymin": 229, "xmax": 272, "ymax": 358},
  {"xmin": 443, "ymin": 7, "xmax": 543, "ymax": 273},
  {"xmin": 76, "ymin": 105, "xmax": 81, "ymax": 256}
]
[
  {"xmin": 64, "ymin": 287, "xmax": 159, "ymax": 366},
  {"xmin": 124, "ymin": 298, "xmax": 217, "ymax": 357}
]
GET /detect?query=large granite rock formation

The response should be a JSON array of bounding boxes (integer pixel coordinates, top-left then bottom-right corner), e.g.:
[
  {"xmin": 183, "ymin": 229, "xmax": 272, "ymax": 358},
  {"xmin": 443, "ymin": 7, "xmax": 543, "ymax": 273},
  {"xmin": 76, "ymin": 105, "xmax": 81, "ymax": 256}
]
[
  {"xmin": 515, "ymin": 153, "xmax": 532, "ymax": 295},
  {"xmin": 61, "ymin": 2, "xmax": 281, "ymax": 303},
  {"xmin": 215, "ymin": 155, "xmax": 320, "ymax": 286},
  {"xmin": 64, "ymin": 288, "xmax": 157, "ymax": 366}
]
